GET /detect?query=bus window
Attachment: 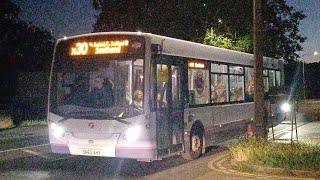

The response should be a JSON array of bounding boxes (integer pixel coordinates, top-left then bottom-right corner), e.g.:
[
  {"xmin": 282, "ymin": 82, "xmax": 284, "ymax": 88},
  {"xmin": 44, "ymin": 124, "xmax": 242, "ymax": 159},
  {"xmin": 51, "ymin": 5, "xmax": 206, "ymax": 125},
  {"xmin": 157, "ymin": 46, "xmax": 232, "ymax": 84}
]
[
  {"xmin": 229, "ymin": 65, "xmax": 243, "ymax": 74},
  {"xmin": 172, "ymin": 66, "xmax": 180, "ymax": 108},
  {"xmin": 269, "ymin": 70, "xmax": 276, "ymax": 87},
  {"xmin": 264, "ymin": 76, "xmax": 269, "ymax": 92},
  {"xmin": 156, "ymin": 64, "xmax": 169, "ymax": 108},
  {"xmin": 245, "ymin": 67, "xmax": 254, "ymax": 101},
  {"xmin": 276, "ymin": 70, "xmax": 281, "ymax": 86},
  {"xmin": 230, "ymin": 75, "xmax": 244, "ymax": 101},
  {"xmin": 211, "ymin": 64, "xmax": 228, "ymax": 73},
  {"xmin": 211, "ymin": 63, "xmax": 228, "ymax": 103},
  {"xmin": 229, "ymin": 66, "xmax": 244, "ymax": 102},
  {"xmin": 211, "ymin": 74, "xmax": 228, "ymax": 103},
  {"xmin": 188, "ymin": 68, "xmax": 210, "ymax": 105}
]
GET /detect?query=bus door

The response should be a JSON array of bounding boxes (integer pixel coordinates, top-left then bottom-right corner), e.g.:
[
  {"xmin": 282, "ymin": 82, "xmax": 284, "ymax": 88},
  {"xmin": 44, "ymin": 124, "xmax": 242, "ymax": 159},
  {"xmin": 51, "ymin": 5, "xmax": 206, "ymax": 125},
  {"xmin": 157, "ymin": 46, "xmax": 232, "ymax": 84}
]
[{"xmin": 154, "ymin": 56, "xmax": 187, "ymax": 157}]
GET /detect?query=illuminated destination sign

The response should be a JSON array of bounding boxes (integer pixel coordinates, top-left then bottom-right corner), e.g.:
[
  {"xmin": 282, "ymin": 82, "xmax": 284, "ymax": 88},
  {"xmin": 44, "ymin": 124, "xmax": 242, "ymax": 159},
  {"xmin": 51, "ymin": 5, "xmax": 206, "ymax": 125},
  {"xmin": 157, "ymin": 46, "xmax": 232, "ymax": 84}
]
[
  {"xmin": 70, "ymin": 40, "xmax": 130, "ymax": 56},
  {"xmin": 189, "ymin": 62, "xmax": 205, "ymax": 68}
]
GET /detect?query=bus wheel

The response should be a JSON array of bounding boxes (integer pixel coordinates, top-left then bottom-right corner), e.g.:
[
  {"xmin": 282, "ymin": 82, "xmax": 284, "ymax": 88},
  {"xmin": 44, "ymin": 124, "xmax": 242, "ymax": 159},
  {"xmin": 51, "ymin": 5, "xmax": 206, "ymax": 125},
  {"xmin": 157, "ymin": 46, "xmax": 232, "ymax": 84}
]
[{"xmin": 182, "ymin": 129, "xmax": 203, "ymax": 160}]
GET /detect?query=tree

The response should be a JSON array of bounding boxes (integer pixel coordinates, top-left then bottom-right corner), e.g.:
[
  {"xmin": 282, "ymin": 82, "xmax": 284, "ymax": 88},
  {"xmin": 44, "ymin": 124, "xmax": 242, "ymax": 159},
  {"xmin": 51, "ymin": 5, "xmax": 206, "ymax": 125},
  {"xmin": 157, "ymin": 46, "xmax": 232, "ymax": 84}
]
[
  {"xmin": 204, "ymin": 30, "xmax": 253, "ymax": 53},
  {"xmin": 0, "ymin": 0, "xmax": 55, "ymax": 106},
  {"xmin": 203, "ymin": 0, "xmax": 305, "ymax": 62},
  {"xmin": 304, "ymin": 62, "xmax": 320, "ymax": 99},
  {"xmin": 203, "ymin": 30, "xmax": 233, "ymax": 49},
  {"xmin": 0, "ymin": 0, "xmax": 20, "ymax": 39},
  {"xmin": 253, "ymin": 0, "xmax": 266, "ymax": 138},
  {"xmin": 263, "ymin": 0, "xmax": 306, "ymax": 61},
  {"xmin": 92, "ymin": 1, "xmax": 305, "ymax": 60},
  {"xmin": 1, "ymin": 1, "xmax": 55, "ymax": 70},
  {"xmin": 92, "ymin": 0, "xmax": 211, "ymax": 41}
]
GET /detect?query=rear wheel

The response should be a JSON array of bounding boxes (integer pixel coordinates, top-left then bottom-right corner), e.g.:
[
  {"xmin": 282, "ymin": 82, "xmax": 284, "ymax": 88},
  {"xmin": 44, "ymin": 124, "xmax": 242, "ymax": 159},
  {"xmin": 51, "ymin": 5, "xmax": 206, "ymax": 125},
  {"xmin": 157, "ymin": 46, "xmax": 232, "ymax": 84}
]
[{"xmin": 182, "ymin": 129, "xmax": 203, "ymax": 160}]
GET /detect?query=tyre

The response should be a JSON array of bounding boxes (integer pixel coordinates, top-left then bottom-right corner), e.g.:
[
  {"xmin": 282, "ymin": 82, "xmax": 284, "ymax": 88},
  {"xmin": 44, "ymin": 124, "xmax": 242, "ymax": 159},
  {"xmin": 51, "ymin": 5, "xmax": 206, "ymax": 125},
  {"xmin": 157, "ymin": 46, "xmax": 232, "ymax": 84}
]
[{"xmin": 181, "ymin": 128, "xmax": 203, "ymax": 160}]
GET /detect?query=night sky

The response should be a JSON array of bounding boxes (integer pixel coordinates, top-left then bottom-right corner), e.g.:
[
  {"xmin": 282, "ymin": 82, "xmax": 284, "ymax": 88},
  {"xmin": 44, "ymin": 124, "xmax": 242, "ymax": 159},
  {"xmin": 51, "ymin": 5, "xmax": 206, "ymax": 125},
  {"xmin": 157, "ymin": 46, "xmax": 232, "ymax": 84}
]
[
  {"xmin": 14, "ymin": 0, "xmax": 98, "ymax": 39},
  {"xmin": 286, "ymin": 0, "xmax": 320, "ymax": 63},
  {"xmin": 14, "ymin": 0, "xmax": 320, "ymax": 63}
]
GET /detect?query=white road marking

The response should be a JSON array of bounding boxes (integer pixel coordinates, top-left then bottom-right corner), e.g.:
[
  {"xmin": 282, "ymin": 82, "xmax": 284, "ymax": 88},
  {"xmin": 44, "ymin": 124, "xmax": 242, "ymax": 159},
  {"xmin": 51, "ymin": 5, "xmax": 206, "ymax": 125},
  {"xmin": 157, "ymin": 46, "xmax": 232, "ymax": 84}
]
[
  {"xmin": 22, "ymin": 149, "xmax": 49, "ymax": 159},
  {"xmin": 0, "ymin": 143, "xmax": 76, "ymax": 161},
  {"xmin": 0, "ymin": 143, "xmax": 49, "ymax": 153}
]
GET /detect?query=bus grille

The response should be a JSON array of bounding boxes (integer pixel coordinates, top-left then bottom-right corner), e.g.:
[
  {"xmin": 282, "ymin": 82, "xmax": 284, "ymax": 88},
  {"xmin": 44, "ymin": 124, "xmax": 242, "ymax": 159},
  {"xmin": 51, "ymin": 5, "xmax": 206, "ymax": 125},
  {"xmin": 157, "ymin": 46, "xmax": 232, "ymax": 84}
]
[{"xmin": 72, "ymin": 133, "xmax": 114, "ymax": 139}]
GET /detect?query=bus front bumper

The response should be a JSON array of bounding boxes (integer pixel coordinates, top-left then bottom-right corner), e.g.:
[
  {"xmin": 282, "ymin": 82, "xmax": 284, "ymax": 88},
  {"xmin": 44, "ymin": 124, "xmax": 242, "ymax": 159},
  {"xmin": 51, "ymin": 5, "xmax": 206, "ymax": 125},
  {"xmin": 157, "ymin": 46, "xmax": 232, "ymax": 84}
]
[{"xmin": 50, "ymin": 138, "xmax": 157, "ymax": 160}]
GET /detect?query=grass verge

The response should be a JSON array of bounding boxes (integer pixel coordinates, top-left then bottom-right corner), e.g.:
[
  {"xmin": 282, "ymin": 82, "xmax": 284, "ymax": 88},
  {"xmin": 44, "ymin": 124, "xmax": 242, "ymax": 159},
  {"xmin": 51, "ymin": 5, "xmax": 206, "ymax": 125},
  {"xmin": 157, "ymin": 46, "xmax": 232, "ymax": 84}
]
[
  {"xmin": 230, "ymin": 136, "xmax": 320, "ymax": 178},
  {"xmin": 0, "ymin": 116, "xmax": 47, "ymax": 131},
  {"xmin": 0, "ymin": 115, "xmax": 15, "ymax": 130},
  {"xmin": 19, "ymin": 119, "xmax": 47, "ymax": 127}
]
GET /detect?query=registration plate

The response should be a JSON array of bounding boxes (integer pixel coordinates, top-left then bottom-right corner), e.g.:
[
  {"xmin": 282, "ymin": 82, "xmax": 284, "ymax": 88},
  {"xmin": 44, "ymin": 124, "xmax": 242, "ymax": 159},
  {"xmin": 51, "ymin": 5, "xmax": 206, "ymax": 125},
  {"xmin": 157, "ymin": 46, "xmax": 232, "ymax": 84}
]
[{"xmin": 81, "ymin": 149, "xmax": 102, "ymax": 156}]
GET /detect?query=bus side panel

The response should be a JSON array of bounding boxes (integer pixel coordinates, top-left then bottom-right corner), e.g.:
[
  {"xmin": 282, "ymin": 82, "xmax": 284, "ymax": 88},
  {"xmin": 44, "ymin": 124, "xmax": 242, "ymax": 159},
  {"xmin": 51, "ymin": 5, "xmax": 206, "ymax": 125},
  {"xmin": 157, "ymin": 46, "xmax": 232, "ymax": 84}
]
[
  {"xmin": 211, "ymin": 103, "xmax": 254, "ymax": 126},
  {"xmin": 187, "ymin": 103, "xmax": 254, "ymax": 146}
]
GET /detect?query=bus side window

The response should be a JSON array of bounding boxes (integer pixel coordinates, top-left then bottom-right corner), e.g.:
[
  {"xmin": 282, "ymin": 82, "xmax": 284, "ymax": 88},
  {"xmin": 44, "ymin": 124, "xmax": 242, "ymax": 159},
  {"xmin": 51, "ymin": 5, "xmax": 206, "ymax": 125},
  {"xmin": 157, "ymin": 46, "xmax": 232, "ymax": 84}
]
[{"xmin": 188, "ymin": 68, "xmax": 210, "ymax": 105}]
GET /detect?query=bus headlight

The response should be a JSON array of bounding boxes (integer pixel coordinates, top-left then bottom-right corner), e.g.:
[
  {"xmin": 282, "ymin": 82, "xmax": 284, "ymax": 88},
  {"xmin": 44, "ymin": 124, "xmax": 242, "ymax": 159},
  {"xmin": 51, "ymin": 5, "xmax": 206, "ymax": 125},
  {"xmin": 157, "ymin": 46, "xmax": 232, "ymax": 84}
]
[
  {"xmin": 123, "ymin": 125, "xmax": 142, "ymax": 142},
  {"xmin": 50, "ymin": 122, "xmax": 65, "ymax": 138},
  {"xmin": 281, "ymin": 103, "xmax": 291, "ymax": 113}
]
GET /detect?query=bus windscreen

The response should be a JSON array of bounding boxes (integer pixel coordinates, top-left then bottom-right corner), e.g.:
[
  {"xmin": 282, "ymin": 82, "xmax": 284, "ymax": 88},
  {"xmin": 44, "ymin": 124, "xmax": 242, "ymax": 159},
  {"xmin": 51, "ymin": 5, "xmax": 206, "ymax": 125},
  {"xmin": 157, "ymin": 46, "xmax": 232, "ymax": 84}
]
[{"xmin": 50, "ymin": 35, "xmax": 146, "ymax": 119}]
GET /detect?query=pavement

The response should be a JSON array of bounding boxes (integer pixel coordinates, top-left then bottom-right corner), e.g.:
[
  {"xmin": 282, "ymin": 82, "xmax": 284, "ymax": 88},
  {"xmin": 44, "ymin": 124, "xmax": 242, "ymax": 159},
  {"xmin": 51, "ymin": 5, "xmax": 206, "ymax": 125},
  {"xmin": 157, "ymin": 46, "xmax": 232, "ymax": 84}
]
[{"xmin": 268, "ymin": 113, "xmax": 320, "ymax": 145}]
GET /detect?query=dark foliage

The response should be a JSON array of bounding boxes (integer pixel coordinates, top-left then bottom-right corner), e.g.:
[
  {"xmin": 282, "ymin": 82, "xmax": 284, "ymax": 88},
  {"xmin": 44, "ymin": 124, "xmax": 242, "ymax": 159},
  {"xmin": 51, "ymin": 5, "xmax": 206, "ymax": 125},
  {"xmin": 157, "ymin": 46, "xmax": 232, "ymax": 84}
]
[
  {"xmin": 0, "ymin": 0, "xmax": 55, "ymax": 121},
  {"xmin": 305, "ymin": 62, "xmax": 320, "ymax": 99},
  {"xmin": 92, "ymin": 0, "xmax": 306, "ymax": 62},
  {"xmin": 284, "ymin": 61, "xmax": 320, "ymax": 99}
]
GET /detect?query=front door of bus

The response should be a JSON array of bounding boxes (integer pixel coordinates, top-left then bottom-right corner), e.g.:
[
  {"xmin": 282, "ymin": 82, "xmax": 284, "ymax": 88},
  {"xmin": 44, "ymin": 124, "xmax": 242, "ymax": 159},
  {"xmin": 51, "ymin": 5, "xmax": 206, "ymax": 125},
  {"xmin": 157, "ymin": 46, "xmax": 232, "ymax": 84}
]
[{"xmin": 154, "ymin": 57, "xmax": 187, "ymax": 157}]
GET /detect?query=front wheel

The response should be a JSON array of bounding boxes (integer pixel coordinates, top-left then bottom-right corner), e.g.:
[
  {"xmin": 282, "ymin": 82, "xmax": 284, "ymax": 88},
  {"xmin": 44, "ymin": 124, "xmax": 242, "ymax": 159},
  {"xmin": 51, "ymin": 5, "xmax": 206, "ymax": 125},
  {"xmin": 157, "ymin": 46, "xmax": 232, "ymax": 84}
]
[{"xmin": 182, "ymin": 129, "xmax": 203, "ymax": 160}]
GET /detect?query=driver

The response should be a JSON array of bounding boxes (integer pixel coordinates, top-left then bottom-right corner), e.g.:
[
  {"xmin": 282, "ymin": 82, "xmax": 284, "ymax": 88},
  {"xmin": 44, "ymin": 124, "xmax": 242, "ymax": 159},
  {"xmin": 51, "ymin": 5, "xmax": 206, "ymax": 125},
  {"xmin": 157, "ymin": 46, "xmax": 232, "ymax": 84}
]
[{"xmin": 92, "ymin": 76, "xmax": 114, "ymax": 107}]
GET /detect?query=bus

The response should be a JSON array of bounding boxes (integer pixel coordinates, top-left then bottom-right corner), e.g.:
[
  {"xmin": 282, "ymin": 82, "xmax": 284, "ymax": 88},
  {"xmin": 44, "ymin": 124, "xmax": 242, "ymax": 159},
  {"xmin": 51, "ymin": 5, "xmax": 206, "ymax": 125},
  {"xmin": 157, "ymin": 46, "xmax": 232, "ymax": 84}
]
[{"xmin": 47, "ymin": 32, "xmax": 284, "ymax": 161}]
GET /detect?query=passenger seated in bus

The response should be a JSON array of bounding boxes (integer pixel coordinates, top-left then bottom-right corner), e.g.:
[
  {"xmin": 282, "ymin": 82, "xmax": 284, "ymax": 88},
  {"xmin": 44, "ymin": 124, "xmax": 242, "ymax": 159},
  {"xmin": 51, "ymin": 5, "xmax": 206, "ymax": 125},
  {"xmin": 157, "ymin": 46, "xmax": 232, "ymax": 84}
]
[
  {"xmin": 212, "ymin": 83, "xmax": 227, "ymax": 102},
  {"xmin": 245, "ymin": 78, "xmax": 254, "ymax": 101},
  {"xmin": 133, "ymin": 89, "xmax": 143, "ymax": 110},
  {"xmin": 91, "ymin": 76, "xmax": 114, "ymax": 107}
]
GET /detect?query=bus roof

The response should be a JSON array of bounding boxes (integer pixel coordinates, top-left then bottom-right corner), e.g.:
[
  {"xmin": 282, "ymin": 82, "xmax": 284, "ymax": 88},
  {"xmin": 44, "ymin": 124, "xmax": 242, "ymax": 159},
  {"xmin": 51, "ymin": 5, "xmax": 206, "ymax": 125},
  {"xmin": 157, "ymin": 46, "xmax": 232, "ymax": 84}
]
[{"xmin": 59, "ymin": 31, "xmax": 283, "ymax": 69}]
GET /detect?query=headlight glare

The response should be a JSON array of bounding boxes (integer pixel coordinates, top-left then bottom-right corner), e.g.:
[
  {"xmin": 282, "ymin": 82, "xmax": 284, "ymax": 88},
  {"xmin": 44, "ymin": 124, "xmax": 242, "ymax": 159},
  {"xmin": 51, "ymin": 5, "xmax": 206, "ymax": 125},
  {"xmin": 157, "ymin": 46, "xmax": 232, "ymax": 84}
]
[
  {"xmin": 281, "ymin": 103, "xmax": 291, "ymax": 113},
  {"xmin": 124, "ymin": 125, "xmax": 142, "ymax": 142},
  {"xmin": 50, "ymin": 122, "xmax": 64, "ymax": 138}
]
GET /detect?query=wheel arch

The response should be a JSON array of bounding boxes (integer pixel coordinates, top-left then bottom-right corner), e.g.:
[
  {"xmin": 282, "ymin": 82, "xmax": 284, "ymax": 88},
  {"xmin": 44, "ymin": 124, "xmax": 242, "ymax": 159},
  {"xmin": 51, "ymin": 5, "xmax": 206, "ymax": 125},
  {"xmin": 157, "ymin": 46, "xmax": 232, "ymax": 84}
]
[{"xmin": 184, "ymin": 119, "xmax": 206, "ymax": 156}]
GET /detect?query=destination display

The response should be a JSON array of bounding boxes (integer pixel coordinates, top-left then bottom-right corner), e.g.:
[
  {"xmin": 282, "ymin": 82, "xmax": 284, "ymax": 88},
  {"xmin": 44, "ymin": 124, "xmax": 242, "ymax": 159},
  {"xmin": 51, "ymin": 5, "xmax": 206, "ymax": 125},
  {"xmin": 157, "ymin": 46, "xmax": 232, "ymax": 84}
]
[
  {"xmin": 189, "ymin": 62, "xmax": 205, "ymax": 68},
  {"xmin": 70, "ymin": 40, "xmax": 130, "ymax": 56}
]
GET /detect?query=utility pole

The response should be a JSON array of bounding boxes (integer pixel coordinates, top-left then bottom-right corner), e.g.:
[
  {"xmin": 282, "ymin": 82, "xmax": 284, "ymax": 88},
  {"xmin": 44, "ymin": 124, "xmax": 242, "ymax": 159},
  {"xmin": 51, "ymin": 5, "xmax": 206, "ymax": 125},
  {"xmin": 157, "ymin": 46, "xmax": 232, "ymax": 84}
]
[
  {"xmin": 302, "ymin": 61, "xmax": 305, "ymax": 99},
  {"xmin": 253, "ymin": 0, "xmax": 267, "ymax": 138}
]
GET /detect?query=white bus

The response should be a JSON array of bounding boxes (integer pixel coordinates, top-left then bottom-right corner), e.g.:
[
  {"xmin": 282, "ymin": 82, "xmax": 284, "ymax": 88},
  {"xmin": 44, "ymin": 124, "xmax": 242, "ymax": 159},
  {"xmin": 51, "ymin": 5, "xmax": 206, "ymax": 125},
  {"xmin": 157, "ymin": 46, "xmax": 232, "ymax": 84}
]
[{"xmin": 47, "ymin": 32, "xmax": 284, "ymax": 161}]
